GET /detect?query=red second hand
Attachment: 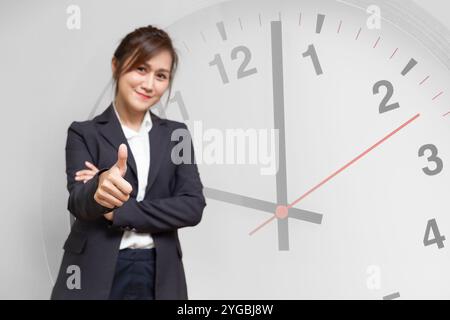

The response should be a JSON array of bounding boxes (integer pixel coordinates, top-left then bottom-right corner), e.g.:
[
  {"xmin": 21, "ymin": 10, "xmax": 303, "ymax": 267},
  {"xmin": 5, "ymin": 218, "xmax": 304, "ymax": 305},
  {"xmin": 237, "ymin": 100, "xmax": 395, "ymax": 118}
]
[{"xmin": 249, "ymin": 113, "xmax": 421, "ymax": 236}]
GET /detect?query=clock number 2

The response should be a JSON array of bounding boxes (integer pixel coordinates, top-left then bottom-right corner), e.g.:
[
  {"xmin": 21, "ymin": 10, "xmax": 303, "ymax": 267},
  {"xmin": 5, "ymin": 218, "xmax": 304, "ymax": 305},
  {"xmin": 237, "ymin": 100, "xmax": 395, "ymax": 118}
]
[
  {"xmin": 418, "ymin": 144, "xmax": 443, "ymax": 176},
  {"xmin": 424, "ymin": 219, "xmax": 446, "ymax": 249},
  {"xmin": 209, "ymin": 45, "xmax": 258, "ymax": 84},
  {"xmin": 372, "ymin": 80, "xmax": 400, "ymax": 114}
]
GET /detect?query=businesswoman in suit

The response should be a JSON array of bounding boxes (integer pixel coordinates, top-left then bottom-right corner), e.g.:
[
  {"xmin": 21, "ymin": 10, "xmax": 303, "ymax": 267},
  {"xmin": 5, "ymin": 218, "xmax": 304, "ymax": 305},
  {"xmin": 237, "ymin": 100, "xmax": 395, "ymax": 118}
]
[{"xmin": 51, "ymin": 25, "xmax": 206, "ymax": 300}]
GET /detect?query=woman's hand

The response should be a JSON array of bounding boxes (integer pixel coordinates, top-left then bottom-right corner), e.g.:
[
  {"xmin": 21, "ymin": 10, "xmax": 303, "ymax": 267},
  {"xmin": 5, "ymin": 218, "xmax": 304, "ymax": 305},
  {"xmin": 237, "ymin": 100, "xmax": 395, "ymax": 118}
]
[
  {"xmin": 75, "ymin": 161, "xmax": 116, "ymax": 221},
  {"xmin": 75, "ymin": 161, "xmax": 99, "ymax": 183},
  {"xmin": 104, "ymin": 211, "xmax": 114, "ymax": 221},
  {"xmin": 94, "ymin": 144, "xmax": 133, "ymax": 209}
]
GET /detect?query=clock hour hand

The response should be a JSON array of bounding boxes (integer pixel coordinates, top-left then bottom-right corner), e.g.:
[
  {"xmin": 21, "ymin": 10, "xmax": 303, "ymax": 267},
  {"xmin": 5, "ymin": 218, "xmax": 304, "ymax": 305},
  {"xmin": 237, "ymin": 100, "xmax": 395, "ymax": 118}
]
[{"xmin": 204, "ymin": 187, "xmax": 323, "ymax": 224}]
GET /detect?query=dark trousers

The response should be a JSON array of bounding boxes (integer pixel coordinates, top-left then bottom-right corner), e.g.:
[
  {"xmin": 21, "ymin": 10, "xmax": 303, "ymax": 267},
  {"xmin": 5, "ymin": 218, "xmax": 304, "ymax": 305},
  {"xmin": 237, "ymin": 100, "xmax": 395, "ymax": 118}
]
[{"xmin": 109, "ymin": 248, "xmax": 156, "ymax": 300}]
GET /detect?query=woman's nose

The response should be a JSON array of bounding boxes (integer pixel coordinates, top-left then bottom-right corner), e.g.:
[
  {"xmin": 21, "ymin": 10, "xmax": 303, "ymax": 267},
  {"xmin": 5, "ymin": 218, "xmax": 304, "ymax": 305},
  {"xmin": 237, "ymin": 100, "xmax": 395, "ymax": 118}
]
[{"xmin": 142, "ymin": 74, "xmax": 155, "ymax": 93}]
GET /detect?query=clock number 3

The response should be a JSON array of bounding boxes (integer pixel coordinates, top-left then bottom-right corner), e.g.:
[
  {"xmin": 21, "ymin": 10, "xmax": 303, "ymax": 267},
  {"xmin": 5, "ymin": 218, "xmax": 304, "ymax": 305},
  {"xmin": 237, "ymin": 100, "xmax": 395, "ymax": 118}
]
[
  {"xmin": 424, "ymin": 219, "xmax": 446, "ymax": 249},
  {"xmin": 418, "ymin": 144, "xmax": 444, "ymax": 176},
  {"xmin": 372, "ymin": 80, "xmax": 400, "ymax": 113},
  {"xmin": 209, "ymin": 46, "xmax": 258, "ymax": 84}
]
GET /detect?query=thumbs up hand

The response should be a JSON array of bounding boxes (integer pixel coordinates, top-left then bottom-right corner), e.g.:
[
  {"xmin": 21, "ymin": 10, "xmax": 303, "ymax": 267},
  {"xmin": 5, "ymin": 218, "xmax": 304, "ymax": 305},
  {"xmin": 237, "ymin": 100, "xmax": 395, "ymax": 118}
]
[
  {"xmin": 114, "ymin": 143, "xmax": 128, "ymax": 177},
  {"xmin": 94, "ymin": 144, "xmax": 133, "ymax": 209}
]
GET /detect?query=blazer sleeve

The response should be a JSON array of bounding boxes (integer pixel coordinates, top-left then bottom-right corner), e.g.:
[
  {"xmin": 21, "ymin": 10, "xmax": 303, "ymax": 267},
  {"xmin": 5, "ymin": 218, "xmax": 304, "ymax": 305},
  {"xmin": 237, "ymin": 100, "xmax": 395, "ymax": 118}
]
[
  {"xmin": 65, "ymin": 121, "xmax": 112, "ymax": 221},
  {"xmin": 111, "ymin": 124, "xmax": 207, "ymax": 233}
]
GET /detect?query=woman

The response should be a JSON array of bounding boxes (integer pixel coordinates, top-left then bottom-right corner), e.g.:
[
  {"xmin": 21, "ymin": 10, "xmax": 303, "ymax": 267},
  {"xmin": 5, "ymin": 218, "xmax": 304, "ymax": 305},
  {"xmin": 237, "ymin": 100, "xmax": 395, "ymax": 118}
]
[{"xmin": 51, "ymin": 25, "xmax": 206, "ymax": 300}]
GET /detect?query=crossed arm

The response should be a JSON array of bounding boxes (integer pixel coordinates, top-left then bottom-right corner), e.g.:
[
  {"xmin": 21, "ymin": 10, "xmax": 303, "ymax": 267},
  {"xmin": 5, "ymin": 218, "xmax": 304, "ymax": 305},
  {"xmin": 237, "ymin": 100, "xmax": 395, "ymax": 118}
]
[{"xmin": 66, "ymin": 122, "xmax": 206, "ymax": 233}]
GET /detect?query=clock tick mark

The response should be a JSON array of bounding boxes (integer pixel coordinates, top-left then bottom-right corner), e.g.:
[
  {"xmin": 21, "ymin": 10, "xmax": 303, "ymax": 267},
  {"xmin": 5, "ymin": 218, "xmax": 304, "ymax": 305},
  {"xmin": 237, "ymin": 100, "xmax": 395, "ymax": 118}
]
[
  {"xmin": 259, "ymin": 13, "xmax": 262, "ymax": 27},
  {"xmin": 383, "ymin": 292, "xmax": 400, "ymax": 300},
  {"xmin": 355, "ymin": 27, "xmax": 362, "ymax": 40},
  {"xmin": 216, "ymin": 21, "xmax": 227, "ymax": 41},
  {"xmin": 419, "ymin": 75, "xmax": 430, "ymax": 85},
  {"xmin": 316, "ymin": 14, "xmax": 325, "ymax": 34},
  {"xmin": 443, "ymin": 111, "xmax": 450, "ymax": 117},
  {"xmin": 238, "ymin": 18, "xmax": 243, "ymax": 31},
  {"xmin": 372, "ymin": 36, "xmax": 381, "ymax": 49},
  {"xmin": 390, "ymin": 48, "xmax": 399, "ymax": 59},
  {"xmin": 432, "ymin": 91, "xmax": 444, "ymax": 101},
  {"xmin": 200, "ymin": 32, "xmax": 206, "ymax": 43},
  {"xmin": 337, "ymin": 20, "xmax": 342, "ymax": 34},
  {"xmin": 298, "ymin": 12, "xmax": 302, "ymax": 26},
  {"xmin": 182, "ymin": 41, "xmax": 190, "ymax": 53},
  {"xmin": 401, "ymin": 58, "xmax": 418, "ymax": 76}
]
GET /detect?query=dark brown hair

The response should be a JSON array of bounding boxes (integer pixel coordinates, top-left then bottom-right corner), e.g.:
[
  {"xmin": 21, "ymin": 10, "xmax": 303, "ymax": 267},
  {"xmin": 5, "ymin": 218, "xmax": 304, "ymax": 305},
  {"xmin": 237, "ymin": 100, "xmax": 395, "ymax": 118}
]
[{"xmin": 112, "ymin": 25, "xmax": 178, "ymax": 105}]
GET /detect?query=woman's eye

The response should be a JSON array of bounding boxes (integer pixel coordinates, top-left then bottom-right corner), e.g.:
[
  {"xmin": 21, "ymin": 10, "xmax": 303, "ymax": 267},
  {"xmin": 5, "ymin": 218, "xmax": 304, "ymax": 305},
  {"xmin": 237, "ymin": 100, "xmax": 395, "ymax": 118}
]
[
  {"xmin": 137, "ymin": 67, "xmax": 146, "ymax": 72},
  {"xmin": 158, "ymin": 74, "xmax": 167, "ymax": 80}
]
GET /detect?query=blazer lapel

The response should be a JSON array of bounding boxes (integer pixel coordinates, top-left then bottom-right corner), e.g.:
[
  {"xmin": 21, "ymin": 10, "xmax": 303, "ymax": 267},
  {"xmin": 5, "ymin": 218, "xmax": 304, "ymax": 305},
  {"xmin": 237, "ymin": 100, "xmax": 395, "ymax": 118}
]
[
  {"xmin": 95, "ymin": 103, "xmax": 170, "ymax": 197},
  {"xmin": 95, "ymin": 103, "xmax": 139, "ymax": 181},
  {"xmin": 146, "ymin": 111, "xmax": 169, "ymax": 194}
]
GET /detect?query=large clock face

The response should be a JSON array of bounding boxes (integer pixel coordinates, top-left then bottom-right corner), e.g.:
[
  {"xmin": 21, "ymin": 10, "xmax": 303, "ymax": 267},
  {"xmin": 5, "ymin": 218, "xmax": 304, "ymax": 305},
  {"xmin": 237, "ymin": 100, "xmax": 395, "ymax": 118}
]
[
  {"xmin": 154, "ymin": 0, "xmax": 450, "ymax": 299},
  {"xmin": 41, "ymin": 0, "xmax": 449, "ymax": 299}
]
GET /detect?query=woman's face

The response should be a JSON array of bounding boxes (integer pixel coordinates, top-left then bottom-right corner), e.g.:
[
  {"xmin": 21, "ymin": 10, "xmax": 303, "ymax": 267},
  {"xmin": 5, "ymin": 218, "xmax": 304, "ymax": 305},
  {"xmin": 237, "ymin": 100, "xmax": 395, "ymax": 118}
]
[{"xmin": 113, "ymin": 49, "xmax": 172, "ymax": 113}]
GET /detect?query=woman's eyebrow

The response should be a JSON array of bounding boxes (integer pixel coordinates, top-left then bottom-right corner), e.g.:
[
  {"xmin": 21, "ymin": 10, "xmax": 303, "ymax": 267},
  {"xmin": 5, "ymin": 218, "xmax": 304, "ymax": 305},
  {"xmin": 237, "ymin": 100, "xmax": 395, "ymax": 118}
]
[{"xmin": 143, "ymin": 62, "xmax": 170, "ymax": 73}]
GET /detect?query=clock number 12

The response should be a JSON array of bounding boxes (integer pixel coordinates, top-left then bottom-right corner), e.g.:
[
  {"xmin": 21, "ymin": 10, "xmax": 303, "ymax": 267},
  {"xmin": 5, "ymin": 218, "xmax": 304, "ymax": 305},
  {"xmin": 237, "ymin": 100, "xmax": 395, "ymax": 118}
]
[{"xmin": 209, "ymin": 46, "xmax": 258, "ymax": 84}]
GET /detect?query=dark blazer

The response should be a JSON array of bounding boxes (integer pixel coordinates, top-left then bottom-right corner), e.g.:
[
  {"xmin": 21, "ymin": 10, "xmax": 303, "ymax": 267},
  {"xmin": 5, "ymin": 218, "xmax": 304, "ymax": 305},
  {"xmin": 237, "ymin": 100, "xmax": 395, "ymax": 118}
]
[{"xmin": 51, "ymin": 103, "xmax": 206, "ymax": 300}]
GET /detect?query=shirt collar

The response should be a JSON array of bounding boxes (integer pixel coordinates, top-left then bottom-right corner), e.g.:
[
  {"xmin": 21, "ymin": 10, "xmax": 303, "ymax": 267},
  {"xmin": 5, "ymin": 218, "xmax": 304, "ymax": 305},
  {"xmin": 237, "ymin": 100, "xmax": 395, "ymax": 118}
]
[{"xmin": 112, "ymin": 100, "xmax": 153, "ymax": 139}]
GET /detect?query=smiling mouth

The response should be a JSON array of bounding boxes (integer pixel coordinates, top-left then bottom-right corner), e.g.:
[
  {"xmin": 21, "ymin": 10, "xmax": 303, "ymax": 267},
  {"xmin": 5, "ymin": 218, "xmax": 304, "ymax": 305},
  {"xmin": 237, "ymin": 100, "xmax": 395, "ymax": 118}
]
[{"xmin": 135, "ymin": 91, "xmax": 152, "ymax": 99}]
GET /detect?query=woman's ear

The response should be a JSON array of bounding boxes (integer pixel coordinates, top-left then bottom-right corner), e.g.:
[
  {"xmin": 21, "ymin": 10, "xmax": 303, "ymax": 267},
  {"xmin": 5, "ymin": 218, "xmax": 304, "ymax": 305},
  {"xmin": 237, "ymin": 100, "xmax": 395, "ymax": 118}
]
[{"xmin": 111, "ymin": 57, "xmax": 117, "ymax": 74}]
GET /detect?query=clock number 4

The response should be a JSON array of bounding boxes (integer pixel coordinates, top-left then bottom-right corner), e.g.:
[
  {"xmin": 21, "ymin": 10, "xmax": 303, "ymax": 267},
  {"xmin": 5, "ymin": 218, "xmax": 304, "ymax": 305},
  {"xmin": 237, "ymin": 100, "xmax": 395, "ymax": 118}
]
[
  {"xmin": 373, "ymin": 80, "xmax": 400, "ymax": 113},
  {"xmin": 418, "ymin": 144, "xmax": 444, "ymax": 176},
  {"xmin": 424, "ymin": 219, "xmax": 446, "ymax": 249},
  {"xmin": 209, "ymin": 45, "xmax": 258, "ymax": 84}
]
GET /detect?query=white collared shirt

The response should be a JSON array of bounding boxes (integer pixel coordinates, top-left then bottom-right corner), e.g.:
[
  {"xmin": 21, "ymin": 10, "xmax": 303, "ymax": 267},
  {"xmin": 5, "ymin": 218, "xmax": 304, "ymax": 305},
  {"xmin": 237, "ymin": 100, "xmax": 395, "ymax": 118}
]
[{"xmin": 113, "ymin": 101, "xmax": 154, "ymax": 250}]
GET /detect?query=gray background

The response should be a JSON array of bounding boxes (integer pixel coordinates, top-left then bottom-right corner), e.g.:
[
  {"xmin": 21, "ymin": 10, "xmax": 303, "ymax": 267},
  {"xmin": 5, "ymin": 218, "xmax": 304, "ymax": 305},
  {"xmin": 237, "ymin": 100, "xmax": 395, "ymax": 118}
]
[{"xmin": 0, "ymin": 0, "xmax": 448, "ymax": 299}]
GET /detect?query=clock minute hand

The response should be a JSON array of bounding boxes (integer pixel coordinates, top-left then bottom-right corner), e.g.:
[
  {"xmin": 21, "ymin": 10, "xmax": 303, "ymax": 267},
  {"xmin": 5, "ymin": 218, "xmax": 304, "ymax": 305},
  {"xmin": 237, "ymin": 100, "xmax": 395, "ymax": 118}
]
[
  {"xmin": 249, "ymin": 113, "xmax": 421, "ymax": 236},
  {"xmin": 271, "ymin": 19, "xmax": 290, "ymax": 250}
]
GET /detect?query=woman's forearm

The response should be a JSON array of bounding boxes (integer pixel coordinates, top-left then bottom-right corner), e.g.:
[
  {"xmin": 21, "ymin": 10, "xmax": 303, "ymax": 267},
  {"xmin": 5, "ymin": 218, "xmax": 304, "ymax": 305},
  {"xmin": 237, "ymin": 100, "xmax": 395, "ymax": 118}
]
[
  {"xmin": 67, "ymin": 168, "xmax": 111, "ymax": 221},
  {"xmin": 112, "ymin": 191, "xmax": 206, "ymax": 233}
]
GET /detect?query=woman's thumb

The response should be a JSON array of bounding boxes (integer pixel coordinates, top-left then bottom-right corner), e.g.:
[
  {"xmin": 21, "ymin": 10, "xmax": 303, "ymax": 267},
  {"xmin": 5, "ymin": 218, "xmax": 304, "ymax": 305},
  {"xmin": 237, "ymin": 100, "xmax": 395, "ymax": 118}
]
[{"xmin": 116, "ymin": 143, "xmax": 128, "ymax": 176}]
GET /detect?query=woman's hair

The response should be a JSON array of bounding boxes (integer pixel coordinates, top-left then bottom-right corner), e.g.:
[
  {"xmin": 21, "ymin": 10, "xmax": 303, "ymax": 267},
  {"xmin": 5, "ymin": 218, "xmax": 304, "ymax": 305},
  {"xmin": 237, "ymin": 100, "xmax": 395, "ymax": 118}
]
[{"xmin": 112, "ymin": 25, "xmax": 179, "ymax": 105}]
